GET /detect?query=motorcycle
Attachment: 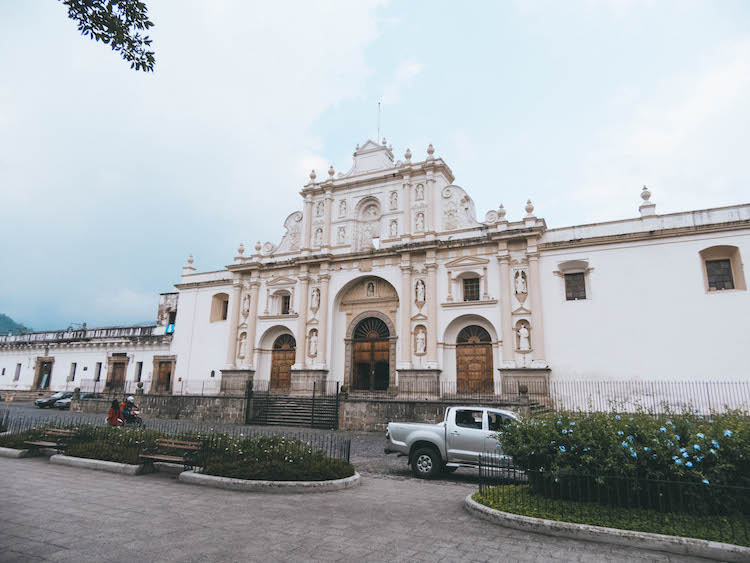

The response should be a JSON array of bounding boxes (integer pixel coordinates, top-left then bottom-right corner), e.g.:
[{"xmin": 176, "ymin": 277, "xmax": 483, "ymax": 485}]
[{"xmin": 122, "ymin": 409, "xmax": 143, "ymax": 427}]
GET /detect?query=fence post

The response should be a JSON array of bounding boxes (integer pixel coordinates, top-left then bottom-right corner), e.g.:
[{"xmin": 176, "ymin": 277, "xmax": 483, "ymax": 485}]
[
  {"xmin": 311, "ymin": 381, "xmax": 316, "ymax": 428},
  {"xmin": 335, "ymin": 382, "xmax": 340, "ymax": 430},
  {"xmin": 244, "ymin": 379, "xmax": 253, "ymax": 424}
]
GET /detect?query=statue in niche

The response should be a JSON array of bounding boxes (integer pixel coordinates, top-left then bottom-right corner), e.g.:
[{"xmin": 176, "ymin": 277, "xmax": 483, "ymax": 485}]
[
  {"xmin": 416, "ymin": 328, "xmax": 426, "ymax": 355},
  {"xmin": 311, "ymin": 287, "xmax": 320, "ymax": 310},
  {"xmin": 518, "ymin": 325, "xmax": 530, "ymax": 351},
  {"xmin": 314, "ymin": 228, "xmax": 323, "ymax": 247},
  {"xmin": 415, "ymin": 213, "xmax": 424, "ymax": 232},
  {"xmin": 361, "ymin": 226, "xmax": 374, "ymax": 249},
  {"xmin": 515, "ymin": 271, "xmax": 527, "ymax": 294},
  {"xmin": 416, "ymin": 279, "xmax": 425, "ymax": 302},
  {"xmin": 390, "ymin": 192, "xmax": 398, "ymax": 210},
  {"xmin": 416, "ymin": 184, "xmax": 424, "ymax": 200},
  {"xmin": 316, "ymin": 201, "xmax": 324, "ymax": 217},
  {"xmin": 390, "ymin": 220, "xmax": 398, "ymax": 238},
  {"xmin": 365, "ymin": 205, "xmax": 378, "ymax": 220},
  {"xmin": 309, "ymin": 331, "xmax": 318, "ymax": 357},
  {"xmin": 241, "ymin": 294, "xmax": 251, "ymax": 318},
  {"xmin": 339, "ymin": 200, "xmax": 347, "ymax": 217},
  {"xmin": 337, "ymin": 227, "xmax": 346, "ymax": 244},
  {"xmin": 237, "ymin": 332, "xmax": 247, "ymax": 359},
  {"xmin": 366, "ymin": 282, "xmax": 375, "ymax": 297}
]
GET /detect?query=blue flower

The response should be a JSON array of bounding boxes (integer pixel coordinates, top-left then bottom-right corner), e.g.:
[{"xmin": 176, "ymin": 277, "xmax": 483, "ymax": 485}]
[
  {"xmin": 615, "ymin": 415, "xmax": 621, "ymax": 420},
  {"xmin": 644, "ymin": 447, "xmax": 650, "ymax": 451},
  {"xmin": 659, "ymin": 427, "xmax": 667, "ymax": 432},
  {"xmin": 557, "ymin": 421, "xmax": 562, "ymax": 425},
  {"xmin": 570, "ymin": 422, "xmax": 576, "ymax": 426},
  {"xmin": 675, "ymin": 435, "xmax": 681, "ymax": 441},
  {"xmin": 724, "ymin": 430, "xmax": 733, "ymax": 437},
  {"xmin": 711, "ymin": 440, "xmax": 720, "ymax": 448},
  {"xmin": 630, "ymin": 450, "xmax": 637, "ymax": 458},
  {"xmin": 618, "ymin": 431, "xmax": 624, "ymax": 435},
  {"xmin": 694, "ymin": 444, "xmax": 701, "ymax": 450},
  {"xmin": 683, "ymin": 452, "xmax": 689, "ymax": 458},
  {"xmin": 697, "ymin": 433, "xmax": 705, "ymax": 439},
  {"xmin": 703, "ymin": 479, "xmax": 710, "ymax": 485},
  {"xmin": 686, "ymin": 461, "xmax": 693, "ymax": 467},
  {"xmin": 562, "ymin": 429, "xmax": 568, "ymax": 434},
  {"xmin": 666, "ymin": 420, "xmax": 673, "ymax": 426},
  {"xmin": 696, "ymin": 456, "xmax": 703, "ymax": 462},
  {"xmin": 710, "ymin": 449, "xmax": 717, "ymax": 455},
  {"xmin": 674, "ymin": 459, "xmax": 683, "ymax": 465},
  {"xmin": 559, "ymin": 446, "xmax": 566, "ymax": 453},
  {"xmin": 621, "ymin": 441, "xmax": 628, "ymax": 448},
  {"xmin": 652, "ymin": 454, "xmax": 657, "ymax": 459},
  {"xmin": 680, "ymin": 447, "xmax": 687, "ymax": 453}
]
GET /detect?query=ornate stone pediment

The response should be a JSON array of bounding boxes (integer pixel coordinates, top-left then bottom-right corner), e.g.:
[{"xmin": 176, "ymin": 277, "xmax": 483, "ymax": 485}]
[
  {"xmin": 339, "ymin": 139, "xmax": 395, "ymax": 178},
  {"xmin": 444, "ymin": 256, "xmax": 490, "ymax": 269},
  {"xmin": 267, "ymin": 276, "xmax": 297, "ymax": 287},
  {"xmin": 340, "ymin": 277, "xmax": 398, "ymax": 305},
  {"xmin": 512, "ymin": 306, "xmax": 531, "ymax": 315}
]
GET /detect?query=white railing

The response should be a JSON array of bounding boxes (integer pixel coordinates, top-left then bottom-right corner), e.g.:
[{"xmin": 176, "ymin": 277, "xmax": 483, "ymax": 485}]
[{"xmin": 0, "ymin": 325, "xmax": 158, "ymax": 344}]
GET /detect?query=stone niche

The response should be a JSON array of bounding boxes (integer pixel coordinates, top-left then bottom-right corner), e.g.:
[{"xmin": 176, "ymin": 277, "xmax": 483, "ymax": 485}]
[{"xmin": 499, "ymin": 368, "xmax": 550, "ymax": 395}]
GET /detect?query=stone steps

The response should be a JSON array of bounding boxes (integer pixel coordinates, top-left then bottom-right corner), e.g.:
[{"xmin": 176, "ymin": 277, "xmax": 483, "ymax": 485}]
[{"xmin": 250, "ymin": 394, "xmax": 338, "ymax": 428}]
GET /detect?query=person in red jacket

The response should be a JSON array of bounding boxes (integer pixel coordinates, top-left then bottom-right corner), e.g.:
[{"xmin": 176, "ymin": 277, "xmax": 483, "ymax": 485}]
[{"xmin": 107, "ymin": 399, "xmax": 122, "ymax": 426}]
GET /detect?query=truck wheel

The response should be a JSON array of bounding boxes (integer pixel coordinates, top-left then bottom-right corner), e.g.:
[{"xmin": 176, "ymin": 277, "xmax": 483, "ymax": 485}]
[{"xmin": 411, "ymin": 447, "xmax": 441, "ymax": 479}]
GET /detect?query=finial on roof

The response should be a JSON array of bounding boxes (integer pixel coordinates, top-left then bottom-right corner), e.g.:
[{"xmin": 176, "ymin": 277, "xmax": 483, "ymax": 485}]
[
  {"xmin": 405, "ymin": 148, "xmax": 412, "ymax": 162},
  {"xmin": 182, "ymin": 253, "xmax": 196, "ymax": 275},
  {"xmin": 309, "ymin": 169, "xmax": 316, "ymax": 181},
  {"xmin": 186, "ymin": 254, "xmax": 194, "ymax": 266},
  {"xmin": 639, "ymin": 185, "xmax": 656, "ymax": 217},
  {"xmin": 328, "ymin": 165, "xmax": 335, "ymax": 178},
  {"xmin": 255, "ymin": 241, "xmax": 262, "ymax": 252},
  {"xmin": 426, "ymin": 143, "xmax": 435, "ymax": 160},
  {"xmin": 498, "ymin": 204, "xmax": 506, "ymax": 220},
  {"xmin": 524, "ymin": 200, "xmax": 535, "ymax": 217},
  {"xmin": 237, "ymin": 243, "xmax": 245, "ymax": 256},
  {"xmin": 382, "ymin": 137, "xmax": 387, "ymax": 146}
]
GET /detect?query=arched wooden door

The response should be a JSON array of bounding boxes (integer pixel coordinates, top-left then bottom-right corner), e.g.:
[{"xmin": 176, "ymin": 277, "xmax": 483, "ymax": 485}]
[
  {"xmin": 352, "ymin": 318, "xmax": 390, "ymax": 391},
  {"xmin": 456, "ymin": 325, "xmax": 493, "ymax": 393},
  {"xmin": 270, "ymin": 334, "xmax": 295, "ymax": 391}
]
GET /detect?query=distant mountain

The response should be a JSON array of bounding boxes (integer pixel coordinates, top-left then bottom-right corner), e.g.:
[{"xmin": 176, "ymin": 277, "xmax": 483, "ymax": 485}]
[{"xmin": 0, "ymin": 314, "xmax": 31, "ymax": 335}]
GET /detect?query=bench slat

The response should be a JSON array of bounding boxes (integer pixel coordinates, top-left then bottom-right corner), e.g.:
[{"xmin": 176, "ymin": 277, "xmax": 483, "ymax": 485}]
[
  {"xmin": 24, "ymin": 441, "xmax": 59, "ymax": 448},
  {"xmin": 139, "ymin": 454, "xmax": 186, "ymax": 463}
]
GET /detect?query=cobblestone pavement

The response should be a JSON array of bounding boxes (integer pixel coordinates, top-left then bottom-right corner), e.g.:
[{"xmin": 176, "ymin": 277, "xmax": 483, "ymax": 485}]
[{"xmin": 0, "ymin": 457, "xmax": 713, "ymax": 563}]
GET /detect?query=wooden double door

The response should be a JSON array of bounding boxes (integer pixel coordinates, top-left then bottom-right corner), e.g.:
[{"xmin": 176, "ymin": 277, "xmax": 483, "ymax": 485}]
[
  {"xmin": 270, "ymin": 334, "xmax": 295, "ymax": 390},
  {"xmin": 352, "ymin": 317, "xmax": 390, "ymax": 391},
  {"xmin": 456, "ymin": 325, "xmax": 493, "ymax": 393}
]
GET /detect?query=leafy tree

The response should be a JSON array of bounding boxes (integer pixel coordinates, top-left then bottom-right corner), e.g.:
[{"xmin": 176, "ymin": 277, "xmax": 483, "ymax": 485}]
[{"xmin": 61, "ymin": 0, "xmax": 155, "ymax": 72}]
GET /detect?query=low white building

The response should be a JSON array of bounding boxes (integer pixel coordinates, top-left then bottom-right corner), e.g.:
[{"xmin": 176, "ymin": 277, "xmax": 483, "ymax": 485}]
[{"xmin": 2, "ymin": 139, "xmax": 749, "ymax": 402}]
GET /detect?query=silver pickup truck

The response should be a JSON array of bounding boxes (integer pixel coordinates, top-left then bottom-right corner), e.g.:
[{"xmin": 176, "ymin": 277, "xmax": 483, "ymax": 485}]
[{"xmin": 385, "ymin": 406, "xmax": 518, "ymax": 478}]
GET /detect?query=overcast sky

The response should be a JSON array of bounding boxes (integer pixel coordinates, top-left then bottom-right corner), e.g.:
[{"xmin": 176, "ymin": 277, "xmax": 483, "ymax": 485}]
[{"xmin": 1, "ymin": 0, "xmax": 749, "ymax": 331}]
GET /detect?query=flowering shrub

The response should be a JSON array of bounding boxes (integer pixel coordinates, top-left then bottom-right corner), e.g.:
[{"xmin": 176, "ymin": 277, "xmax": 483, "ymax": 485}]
[{"xmin": 498, "ymin": 410, "xmax": 750, "ymax": 487}]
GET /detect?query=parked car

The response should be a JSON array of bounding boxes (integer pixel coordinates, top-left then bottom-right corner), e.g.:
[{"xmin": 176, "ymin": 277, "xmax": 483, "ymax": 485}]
[
  {"xmin": 385, "ymin": 406, "xmax": 519, "ymax": 479},
  {"xmin": 35, "ymin": 392, "xmax": 72, "ymax": 408},
  {"xmin": 54, "ymin": 397, "xmax": 72, "ymax": 409}
]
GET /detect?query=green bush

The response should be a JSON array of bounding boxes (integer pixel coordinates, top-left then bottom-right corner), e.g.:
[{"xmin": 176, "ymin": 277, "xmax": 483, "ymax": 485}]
[
  {"xmin": 473, "ymin": 486, "xmax": 750, "ymax": 547},
  {"xmin": 0, "ymin": 428, "xmax": 47, "ymax": 449},
  {"xmin": 498, "ymin": 410, "xmax": 750, "ymax": 487},
  {"xmin": 64, "ymin": 427, "xmax": 163, "ymax": 464}
]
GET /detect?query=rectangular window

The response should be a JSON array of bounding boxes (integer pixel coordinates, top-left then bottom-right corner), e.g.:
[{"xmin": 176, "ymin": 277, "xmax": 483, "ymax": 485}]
[
  {"xmin": 564, "ymin": 273, "xmax": 587, "ymax": 300},
  {"xmin": 455, "ymin": 409, "xmax": 483, "ymax": 429},
  {"xmin": 463, "ymin": 278, "xmax": 480, "ymax": 302},
  {"xmin": 168, "ymin": 311, "xmax": 176, "ymax": 325},
  {"xmin": 69, "ymin": 362, "xmax": 77, "ymax": 381},
  {"xmin": 221, "ymin": 299, "xmax": 229, "ymax": 320},
  {"xmin": 1, "ymin": 368, "xmax": 4, "ymax": 376},
  {"xmin": 281, "ymin": 295, "xmax": 291, "ymax": 315},
  {"xmin": 14, "ymin": 363, "xmax": 21, "ymax": 381},
  {"xmin": 135, "ymin": 361, "xmax": 143, "ymax": 382},
  {"xmin": 95, "ymin": 362, "xmax": 102, "ymax": 382},
  {"xmin": 706, "ymin": 259, "xmax": 734, "ymax": 290}
]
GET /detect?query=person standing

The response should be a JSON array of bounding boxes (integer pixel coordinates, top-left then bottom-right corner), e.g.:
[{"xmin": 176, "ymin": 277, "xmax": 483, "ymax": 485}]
[{"xmin": 107, "ymin": 399, "xmax": 122, "ymax": 426}]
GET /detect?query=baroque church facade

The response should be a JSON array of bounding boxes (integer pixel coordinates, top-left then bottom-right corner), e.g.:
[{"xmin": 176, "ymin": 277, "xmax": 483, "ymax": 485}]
[{"xmin": 2, "ymin": 139, "xmax": 749, "ymax": 398}]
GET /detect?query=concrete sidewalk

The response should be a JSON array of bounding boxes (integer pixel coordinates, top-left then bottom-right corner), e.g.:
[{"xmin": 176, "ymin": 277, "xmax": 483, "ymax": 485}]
[{"xmin": 0, "ymin": 457, "xmax": 712, "ymax": 562}]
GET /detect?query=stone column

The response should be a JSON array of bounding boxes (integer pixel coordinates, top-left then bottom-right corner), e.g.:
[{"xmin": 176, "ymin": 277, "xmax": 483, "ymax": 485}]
[
  {"xmin": 447, "ymin": 270, "xmax": 453, "ymax": 301},
  {"xmin": 482, "ymin": 266, "xmax": 489, "ymax": 300},
  {"xmin": 399, "ymin": 253, "xmax": 412, "ymax": 366},
  {"xmin": 498, "ymin": 251, "xmax": 514, "ymax": 362},
  {"xmin": 225, "ymin": 281, "xmax": 243, "ymax": 368},
  {"xmin": 323, "ymin": 189, "xmax": 333, "ymax": 250},
  {"xmin": 246, "ymin": 281, "xmax": 260, "ymax": 368},
  {"xmin": 302, "ymin": 195, "xmax": 313, "ymax": 252},
  {"xmin": 527, "ymin": 249, "xmax": 546, "ymax": 361},
  {"xmin": 318, "ymin": 269, "xmax": 330, "ymax": 364},
  {"xmin": 426, "ymin": 255, "xmax": 438, "ymax": 365},
  {"xmin": 401, "ymin": 174, "xmax": 412, "ymax": 239},
  {"xmin": 425, "ymin": 173, "xmax": 436, "ymax": 234},
  {"xmin": 294, "ymin": 266, "xmax": 310, "ymax": 367}
]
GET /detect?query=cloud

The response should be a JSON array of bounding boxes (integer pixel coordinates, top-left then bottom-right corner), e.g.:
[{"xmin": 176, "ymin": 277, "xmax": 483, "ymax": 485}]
[{"xmin": 382, "ymin": 60, "xmax": 424, "ymax": 104}]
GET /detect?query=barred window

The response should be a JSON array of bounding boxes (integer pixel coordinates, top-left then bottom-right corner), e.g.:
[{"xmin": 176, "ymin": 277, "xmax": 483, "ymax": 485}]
[
  {"xmin": 706, "ymin": 259, "xmax": 734, "ymax": 291},
  {"xmin": 463, "ymin": 278, "xmax": 480, "ymax": 302},
  {"xmin": 564, "ymin": 273, "xmax": 586, "ymax": 300}
]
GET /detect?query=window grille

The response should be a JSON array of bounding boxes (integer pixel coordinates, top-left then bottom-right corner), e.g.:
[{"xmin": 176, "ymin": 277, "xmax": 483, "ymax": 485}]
[
  {"xmin": 706, "ymin": 259, "xmax": 734, "ymax": 290},
  {"xmin": 281, "ymin": 295, "xmax": 291, "ymax": 315},
  {"xmin": 564, "ymin": 273, "xmax": 587, "ymax": 300},
  {"xmin": 463, "ymin": 278, "xmax": 480, "ymax": 302}
]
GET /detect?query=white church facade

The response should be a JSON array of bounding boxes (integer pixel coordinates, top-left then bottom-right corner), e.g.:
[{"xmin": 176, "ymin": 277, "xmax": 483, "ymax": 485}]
[{"xmin": 2, "ymin": 139, "xmax": 749, "ymax": 400}]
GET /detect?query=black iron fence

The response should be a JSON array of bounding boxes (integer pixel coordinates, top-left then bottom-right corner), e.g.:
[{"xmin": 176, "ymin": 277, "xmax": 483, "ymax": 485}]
[
  {"xmin": 345, "ymin": 379, "xmax": 750, "ymax": 414},
  {"xmin": 477, "ymin": 454, "xmax": 750, "ymax": 547},
  {"xmin": 0, "ymin": 412, "xmax": 351, "ymax": 469}
]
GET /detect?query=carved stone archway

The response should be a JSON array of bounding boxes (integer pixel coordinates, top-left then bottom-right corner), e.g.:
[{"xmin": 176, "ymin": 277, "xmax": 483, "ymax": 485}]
[{"xmin": 345, "ymin": 311, "xmax": 397, "ymax": 391}]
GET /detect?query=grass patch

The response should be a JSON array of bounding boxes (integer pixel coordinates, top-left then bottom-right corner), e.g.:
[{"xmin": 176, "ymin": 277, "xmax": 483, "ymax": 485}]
[{"xmin": 473, "ymin": 485, "xmax": 750, "ymax": 547}]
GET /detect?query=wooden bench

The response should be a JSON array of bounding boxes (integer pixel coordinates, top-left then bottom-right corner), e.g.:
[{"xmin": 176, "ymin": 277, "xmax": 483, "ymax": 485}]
[
  {"xmin": 139, "ymin": 439, "xmax": 201, "ymax": 471},
  {"xmin": 24, "ymin": 428, "xmax": 78, "ymax": 453}
]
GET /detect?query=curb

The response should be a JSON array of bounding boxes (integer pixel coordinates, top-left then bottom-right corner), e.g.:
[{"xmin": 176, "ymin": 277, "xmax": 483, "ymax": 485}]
[
  {"xmin": 50, "ymin": 454, "xmax": 145, "ymax": 475},
  {"xmin": 464, "ymin": 494, "xmax": 750, "ymax": 563},
  {"xmin": 179, "ymin": 470, "xmax": 361, "ymax": 493},
  {"xmin": 0, "ymin": 447, "xmax": 29, "ymax": 459}
]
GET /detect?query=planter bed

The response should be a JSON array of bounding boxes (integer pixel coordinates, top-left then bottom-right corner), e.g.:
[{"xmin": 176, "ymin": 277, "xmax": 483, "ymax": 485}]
[
  {"xmin": 465, "ymin": 493, "xmax": 750, "ymax": 563},
  {"xmin": 50, "ymin": 454, "xmax": 145, "ymax": 475},
  {"xmin": 0, "ymin": 446, "xmax": 29, "ymax": 459},
  {"xmin": 179, "ymin": 470, "xmax": 361, "ymax": 493}
]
